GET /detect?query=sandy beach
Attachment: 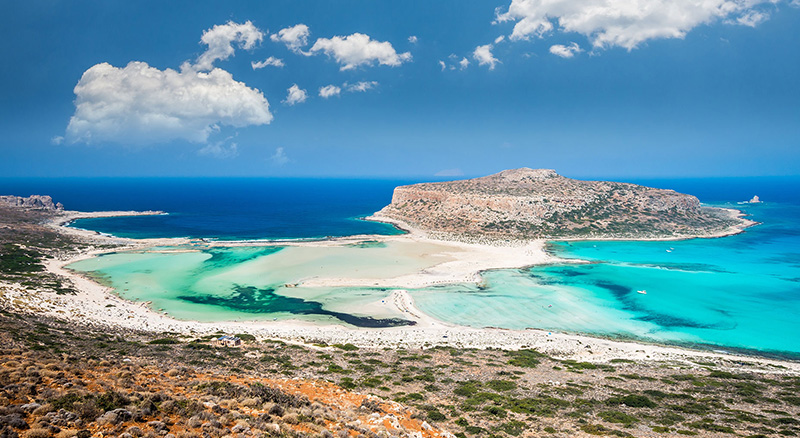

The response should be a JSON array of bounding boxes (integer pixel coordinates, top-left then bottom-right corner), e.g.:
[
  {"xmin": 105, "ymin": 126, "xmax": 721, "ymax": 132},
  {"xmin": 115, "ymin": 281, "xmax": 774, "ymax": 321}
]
[{"xmin": 0, "ymin": 208, "xmax": 796, "ymax": 376}]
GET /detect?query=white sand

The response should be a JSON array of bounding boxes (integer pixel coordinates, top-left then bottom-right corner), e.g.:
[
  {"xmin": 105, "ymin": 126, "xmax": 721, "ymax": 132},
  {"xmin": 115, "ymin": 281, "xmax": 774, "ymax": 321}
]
[{"xmin": 1, "ymin": 209, "xmax": 796, "ymax": 374}]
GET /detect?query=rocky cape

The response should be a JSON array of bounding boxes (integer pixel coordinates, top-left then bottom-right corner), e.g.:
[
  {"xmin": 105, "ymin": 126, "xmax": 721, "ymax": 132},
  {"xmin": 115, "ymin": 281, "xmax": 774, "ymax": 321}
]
[
  {"xmin": 0, "ymin": 195, "xmax": 63, "ymax": 211},
  {"xmin": 373, "ymin": 168, "xmax": 752, "ymax": 240}
]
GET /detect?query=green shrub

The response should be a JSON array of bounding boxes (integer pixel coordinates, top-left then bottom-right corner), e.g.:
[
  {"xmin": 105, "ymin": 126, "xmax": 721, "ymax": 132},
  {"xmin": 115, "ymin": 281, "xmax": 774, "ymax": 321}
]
[
  {"xmin": 454, "ymin": 381, "xmax": 482, "ymax": 397},
  {"xmin": 708, "ymin": 370, "xmax": 744, "ymax": 379},
  {"xmin": 333, "ymin": 343, "xmax": 359, "ymax": 351},
  {"xmin": 498, "ymin": 420, "xmax": 526, "ymax": 436},
  {"xmin": 148, "ymin": 338, "xmax": 179, "ymax": 345},
  {"xmin": 339, "ymin": 377, "xmax": 356, "ymax": 389},
  {"xmin": 581, "ymin": 424, "xmax": 609, "ymax": 435},
  {"xmin": 327, "ymin": 364, "xmax": 349, "ymax": 374},
  {"xmin": 562, "ymin": 360, "xmax": 598, "ymax": 370},
  {"xmin": 598, "ymin": 410, "xmax": 638, "ymax": 426},
  {"xmin": 95, "ymin": 390, "xmax": 129, "ymax": 412},
  {"xmin": 485, "ymin": 406, "xmax": 506, "ymax": 417},
  {"xmin": 685, "ymin": 419, "xmax": 734, "ymax": 433},
  {"xmin": 606, "ymin": 394, "xmax": 656, "ymax": 408},
  {"xmin": 507, "ymin": 396, "xmax": 570, "ymax": 416},
  {"xmin": 486, "ymin": 379, "xmax": 516, "ymax": 392},
  {"xmin": 506, "ymin": 349, "xmax": 546, "ymax": 368},
  {"xmin": 422, "ymin": 406, "xmax": 446, "ymax": 421}
]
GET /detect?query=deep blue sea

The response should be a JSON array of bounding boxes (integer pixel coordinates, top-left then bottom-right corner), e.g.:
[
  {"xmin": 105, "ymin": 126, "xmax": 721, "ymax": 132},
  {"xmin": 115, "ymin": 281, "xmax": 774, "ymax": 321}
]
[
  {"xmin": 1, "ymin": 176, "xmax": 798, "ymax": 357},
  {"xmin": 0, "ymin": 178, "xmax": 409, "ymax": 240}
]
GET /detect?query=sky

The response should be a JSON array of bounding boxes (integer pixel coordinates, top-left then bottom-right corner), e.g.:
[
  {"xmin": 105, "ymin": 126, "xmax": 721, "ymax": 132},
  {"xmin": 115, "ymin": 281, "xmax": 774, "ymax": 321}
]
[{"xmin": 1, "ymin": 0, "xmax": 798, "ymax": 179}]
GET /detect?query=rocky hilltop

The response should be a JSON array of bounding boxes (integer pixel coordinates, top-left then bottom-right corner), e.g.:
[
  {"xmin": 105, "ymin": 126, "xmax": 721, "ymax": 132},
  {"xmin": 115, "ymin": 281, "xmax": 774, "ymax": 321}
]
[
  {"xmin": 374, "ymin": 168, "xmax": 749, "ymax": 240},
  {"xmin": 0, "ymin": 195, "xmax": 63, "ymax": 211}
]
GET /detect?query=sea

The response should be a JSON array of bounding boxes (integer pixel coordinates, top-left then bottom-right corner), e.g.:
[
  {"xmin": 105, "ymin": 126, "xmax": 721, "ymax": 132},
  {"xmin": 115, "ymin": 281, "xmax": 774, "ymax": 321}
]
[{"xmin": 1, "ymin": 176, "xmax": 798, "ymax": 358}]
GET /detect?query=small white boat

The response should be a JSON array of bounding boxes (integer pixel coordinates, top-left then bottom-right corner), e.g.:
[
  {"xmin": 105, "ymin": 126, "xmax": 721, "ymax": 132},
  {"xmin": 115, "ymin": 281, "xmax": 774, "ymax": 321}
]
[{"xmin": 637, "ymin": 290, "xmax": 647, "ymax": 295}]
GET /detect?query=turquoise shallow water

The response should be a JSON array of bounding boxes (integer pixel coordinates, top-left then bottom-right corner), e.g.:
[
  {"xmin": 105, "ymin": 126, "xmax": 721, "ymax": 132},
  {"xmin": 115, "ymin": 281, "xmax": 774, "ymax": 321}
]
[
  {"xmin": 67, "ymin": 202, "xmax": 800, "ymax": 357},
  {"xmin": 411, "ymin": 202, "xmax": 800, "ymax": 357},
  {"xmin": 35, "ymin": 177, "xmax": 799, "ymax": 357}
]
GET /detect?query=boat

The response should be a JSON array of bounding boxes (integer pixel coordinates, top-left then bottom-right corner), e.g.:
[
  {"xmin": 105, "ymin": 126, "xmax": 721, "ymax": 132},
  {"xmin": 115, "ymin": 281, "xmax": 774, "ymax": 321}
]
[{"xmin": 637, "ymin": 290, "xmax": 647, "ymax": 294}]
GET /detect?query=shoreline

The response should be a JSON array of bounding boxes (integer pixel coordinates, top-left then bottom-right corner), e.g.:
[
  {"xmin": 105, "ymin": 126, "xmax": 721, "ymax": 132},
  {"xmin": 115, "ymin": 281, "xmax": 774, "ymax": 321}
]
[
  {"xmin": 368, "ymin": 204, "xmax": 757, "ymax": 244},
  {"xmin": 2, "ymin": 207, "xmax": 797, "ymax": 373}
]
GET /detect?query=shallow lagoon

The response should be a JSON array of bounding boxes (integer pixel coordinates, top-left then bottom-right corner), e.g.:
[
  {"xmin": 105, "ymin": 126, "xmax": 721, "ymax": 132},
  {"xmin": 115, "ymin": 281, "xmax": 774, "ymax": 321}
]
[
  {"xmin": 70, "ymin": 204, "xmax": 799, "ymax": 357},
  {"xmin": 68, "ymin": 203, "xmax": 800, "ymax": 356},
  {"xmin": 68, "ymin": 240, "xmax": 454, "ymax": 327}
]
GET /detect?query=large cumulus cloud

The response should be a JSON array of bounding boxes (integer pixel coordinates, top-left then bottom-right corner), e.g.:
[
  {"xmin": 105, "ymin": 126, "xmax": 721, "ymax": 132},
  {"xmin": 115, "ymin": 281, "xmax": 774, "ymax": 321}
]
[
  {"xmin": 65, "ymin": 21, "xmax": 271, "ymax": 145},
  {"xmin": 66, "ymin": 62, "xmax": 272, "ymax": 144}
]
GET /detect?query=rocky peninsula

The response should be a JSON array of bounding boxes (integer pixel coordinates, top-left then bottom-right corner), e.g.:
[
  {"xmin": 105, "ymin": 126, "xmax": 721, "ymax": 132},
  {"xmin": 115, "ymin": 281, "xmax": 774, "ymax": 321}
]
[{"xmin": 374, "ymin": 168, "xmax": 753, "ymax": 240}]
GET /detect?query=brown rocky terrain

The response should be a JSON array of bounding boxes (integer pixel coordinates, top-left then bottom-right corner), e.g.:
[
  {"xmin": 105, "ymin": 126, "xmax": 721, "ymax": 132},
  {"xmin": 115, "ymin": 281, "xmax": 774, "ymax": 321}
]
[
  {"xmin": 0, "ymin": 196, "xmax": 63, "ymax": 211},
  {"xmin": 0, "ymin": 311, "xmax": 798, "ymax": 438},
  {"xmin": 374, "ymin": 168, "xmax": 749, "ymax": 240}
]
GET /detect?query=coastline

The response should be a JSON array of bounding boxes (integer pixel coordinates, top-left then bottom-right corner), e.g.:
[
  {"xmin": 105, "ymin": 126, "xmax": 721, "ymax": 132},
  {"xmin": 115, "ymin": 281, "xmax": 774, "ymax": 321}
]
[
  {"xmin": 1, "ymin": 206, "xmax": 796, "ymax": 374},
  {"xmin": 368, "ymin": 205, "xmax": 757, "ymax": 244}
]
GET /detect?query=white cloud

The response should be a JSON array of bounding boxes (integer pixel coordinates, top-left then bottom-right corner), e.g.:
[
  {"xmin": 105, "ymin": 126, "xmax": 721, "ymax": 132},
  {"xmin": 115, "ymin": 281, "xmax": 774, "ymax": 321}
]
[
  {"xmin": 319, "ymin": 84, "xmax": 342, "ymax": 98},
  {"xmin": 270, "ymin": 24, "xmax": 311, "ymax": 53},
  {"xmin": 199, "ymin": 138, "xmax": 238, "ymax": 158},
  {"xmin": 408, "ymin": 35, "xmax": 418, "ymax": 44},
  {"xmin": 495, "ymin": 0, "xmax": 777, "ymax": 50},
  {"xmin": 64, "ymin": 21, "xmax": 272, "ymax": 146},
  {"xmin": 494, "ymin": 35, "xmax": 506, "ymax": 44},
  {"xmin": 734, "ymin": 10, "xmax": 769, "ymax": 26},
  {"xmin": 459, "ymin": 57, "xmax": 470, "ymax": 69},
  {"xmin": 251, "ymin": 56, "xmax": 285, "ymax": 69},
  {"xmin": 309, "ymin": 33, "xmax": 412, "ymax": 70},
  {"xmin": 549, "ymin": 42, "xmax": 582, "ymax": 58},
  {"xmin": 271, "ymin": 147, "xmax": 289, "ymax": 166},
  {"xmin": 346, "ymin": 81, "xmax": 378, "ymax": 92},
  {"xmin": 283, "ymin": 84, "xmax": 308, "ymax": 105},
  {"xmin": 66, "ymin": 61, "xmax": 272, "ymax": 145},
  {"xmin": 434, "ymin": 168, "xmax": 464, "ymax": 177},
  {"xmin": 50, "ymin": 136, "xmax": 64, "ymax": 145},
  {"xmin": 195, "ymin": 21, "xmax": 263, "ymax": 71},
  {"xmin": 473, "ymin": 44, "xmax": 499, "ymax": 70},
  {"xmin": 439, "ymin": 60, "xmax": 447, "ymax": 71}
]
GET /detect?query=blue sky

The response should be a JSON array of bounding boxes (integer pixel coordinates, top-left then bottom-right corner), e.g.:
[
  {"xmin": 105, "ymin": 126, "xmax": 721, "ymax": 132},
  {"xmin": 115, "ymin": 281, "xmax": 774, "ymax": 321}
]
[{"xmin": 1, "ymin": 0, "xmax": 798, "ymax": 178}]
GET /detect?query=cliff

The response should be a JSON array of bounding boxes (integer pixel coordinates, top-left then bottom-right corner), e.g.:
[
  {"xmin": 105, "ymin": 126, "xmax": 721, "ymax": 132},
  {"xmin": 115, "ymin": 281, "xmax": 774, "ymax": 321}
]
[
  {"xmin": 374, "ymin": 168, "xmax": 747, "ymax": 239},
  {"xmin": 0, "ymin": 195, "xmax": 63, "ymax": 211}
]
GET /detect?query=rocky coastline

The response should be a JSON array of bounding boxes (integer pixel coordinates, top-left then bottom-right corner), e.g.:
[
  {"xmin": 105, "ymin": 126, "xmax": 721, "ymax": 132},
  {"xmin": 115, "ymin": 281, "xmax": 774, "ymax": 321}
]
[{"xmin": 374, "ymin": 168, "xmax": 755, "ymax": 240}]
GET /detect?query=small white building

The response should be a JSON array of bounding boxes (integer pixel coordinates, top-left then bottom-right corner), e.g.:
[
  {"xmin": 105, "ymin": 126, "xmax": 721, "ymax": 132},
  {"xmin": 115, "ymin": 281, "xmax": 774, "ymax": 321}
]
[{"xmin": 213, "ymin": 335, "xmax": 242, "ymax": 347}]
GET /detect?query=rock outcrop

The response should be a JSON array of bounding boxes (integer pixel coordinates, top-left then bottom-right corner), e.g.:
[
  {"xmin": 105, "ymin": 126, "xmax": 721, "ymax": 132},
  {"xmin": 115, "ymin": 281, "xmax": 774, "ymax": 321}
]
[
  {"xmin": 0, "ymin": 195, "xmax": 63, "ymax": 211},
  {"xmin": 374, "ymin": 168, "xmax": 746, "ymax": 239}
]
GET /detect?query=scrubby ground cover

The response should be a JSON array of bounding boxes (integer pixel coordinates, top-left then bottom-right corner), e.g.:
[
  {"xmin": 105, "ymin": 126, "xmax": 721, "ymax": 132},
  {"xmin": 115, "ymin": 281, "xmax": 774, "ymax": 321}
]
[{"xmin": 1, "ymin": 310, "xmax": 798, "ymax": 438}]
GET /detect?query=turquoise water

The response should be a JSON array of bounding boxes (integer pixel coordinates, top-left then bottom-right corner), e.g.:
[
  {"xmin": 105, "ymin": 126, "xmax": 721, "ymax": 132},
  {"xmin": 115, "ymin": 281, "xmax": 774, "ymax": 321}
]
[
  {"xmin": 66, "ymin": 201, "xmax": 800, "ymax": 357},
  {"xmin": 14, "ymin": 177, "xmax": 796, "ymax": 357},
  {"xmin": 411, "ymin": 202, "xmax": 800, "ymax": 357},
  {"xmin": 66, "ymin": 242, "xmax": 448, "ymax": 328}
]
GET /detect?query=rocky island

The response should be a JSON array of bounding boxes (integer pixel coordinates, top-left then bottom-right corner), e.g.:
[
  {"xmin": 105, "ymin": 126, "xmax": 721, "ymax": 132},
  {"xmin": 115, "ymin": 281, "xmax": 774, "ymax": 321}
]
[{"xmin": 374, "ymin": 168, "xmax": 752, "ymax": 240}]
